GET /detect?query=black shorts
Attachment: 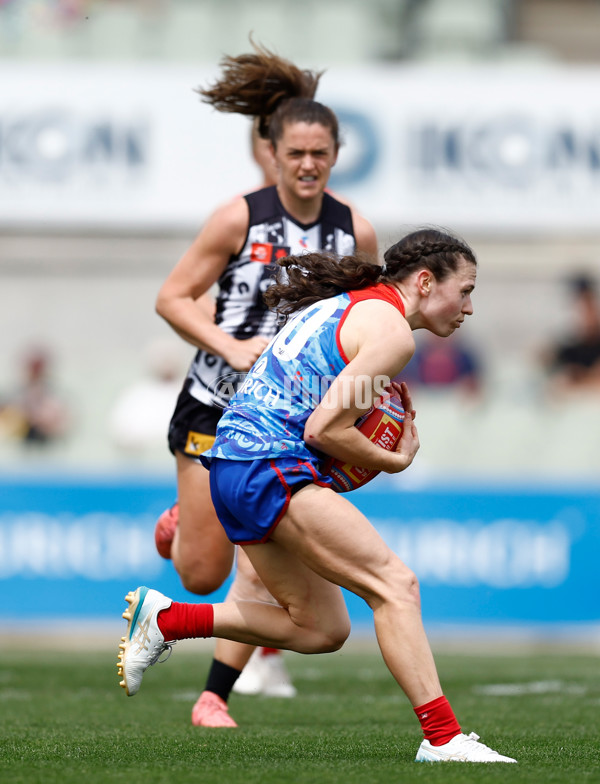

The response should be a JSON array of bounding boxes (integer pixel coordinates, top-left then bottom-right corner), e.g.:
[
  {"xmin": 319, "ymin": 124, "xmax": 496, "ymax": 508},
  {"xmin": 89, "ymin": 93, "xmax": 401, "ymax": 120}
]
[{"xmin": 168, "ymin": 379, "xmax": 223, "ymax": 460}]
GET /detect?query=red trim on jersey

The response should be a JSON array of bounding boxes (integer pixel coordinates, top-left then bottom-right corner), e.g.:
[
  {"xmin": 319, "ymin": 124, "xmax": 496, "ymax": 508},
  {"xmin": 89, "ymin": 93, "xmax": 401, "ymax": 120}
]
[{"xmin": 335, "ymin": 284, "xmax": 406, "ymax": 363}]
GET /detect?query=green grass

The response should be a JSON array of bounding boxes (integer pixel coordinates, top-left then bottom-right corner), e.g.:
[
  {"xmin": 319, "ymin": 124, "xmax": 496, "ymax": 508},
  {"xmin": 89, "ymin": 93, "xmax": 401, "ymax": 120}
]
[{"xmin": 0, "ymin": 641, "xmax": 598, "ymax": 783}]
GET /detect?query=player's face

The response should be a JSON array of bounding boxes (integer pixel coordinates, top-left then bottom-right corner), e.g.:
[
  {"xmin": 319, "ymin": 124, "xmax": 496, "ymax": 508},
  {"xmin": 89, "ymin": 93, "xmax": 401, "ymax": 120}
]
[
  {"xmin": 273, "ymin": 121, "xmax": 338, "ymax": 201},
  {"xmin": 425, "ymin": 258, "xmax": 477, "ymax": 337}
]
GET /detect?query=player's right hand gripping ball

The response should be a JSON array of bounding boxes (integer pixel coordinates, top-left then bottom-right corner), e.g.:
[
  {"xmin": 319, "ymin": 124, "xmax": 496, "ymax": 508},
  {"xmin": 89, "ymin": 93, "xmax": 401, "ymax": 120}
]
[{"xmin": 323, "ymin": 394, "xmax": 405, "ymax": 492}]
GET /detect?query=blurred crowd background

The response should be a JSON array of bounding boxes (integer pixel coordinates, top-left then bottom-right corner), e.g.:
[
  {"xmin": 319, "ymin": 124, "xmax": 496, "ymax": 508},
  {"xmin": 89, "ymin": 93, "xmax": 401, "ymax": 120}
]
[{"xmin": 1, "ymin": 0, "xmax": 600, "ymax": 482}]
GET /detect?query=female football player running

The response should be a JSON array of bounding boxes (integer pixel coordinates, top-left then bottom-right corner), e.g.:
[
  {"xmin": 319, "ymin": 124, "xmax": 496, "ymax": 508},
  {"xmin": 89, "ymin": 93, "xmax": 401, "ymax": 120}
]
[{"xmin": 119, "ymin": 229, "xmax": 516, "ymax": 763}]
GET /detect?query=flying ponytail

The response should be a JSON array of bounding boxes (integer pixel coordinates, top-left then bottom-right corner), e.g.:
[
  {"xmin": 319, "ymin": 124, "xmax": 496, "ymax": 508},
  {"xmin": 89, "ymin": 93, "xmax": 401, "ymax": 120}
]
[{"xmin": 196, "ymin": 39, "xmax": 324, "ymax": 140}]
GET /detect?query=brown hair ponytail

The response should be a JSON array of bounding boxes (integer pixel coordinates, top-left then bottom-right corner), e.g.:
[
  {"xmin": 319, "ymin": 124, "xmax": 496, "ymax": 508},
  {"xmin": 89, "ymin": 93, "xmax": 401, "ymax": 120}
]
[
  {"xmin": 264, "ymin": 253, "xmax": 382, "ymax": 315},
  {"xmin": 196, "ymin": 40, "xmax": 339, "ymax": 147},
  {"xmin": 196, "ymin": 40, "xmax": 322, "ymax": 138},
  {"xmin": 264, "ymin": 229, "xmax": 476, "ymax": 316}
]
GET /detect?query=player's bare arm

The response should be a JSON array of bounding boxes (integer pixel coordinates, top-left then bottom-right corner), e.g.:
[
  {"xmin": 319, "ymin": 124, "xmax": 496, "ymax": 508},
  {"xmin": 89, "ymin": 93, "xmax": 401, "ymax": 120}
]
[
  {"xmin": 304, "ymin": 300, "xmax": 419, "ymax": 472},
  {"xmin": 156, "ymin": 198, "xmax": 269, "ymax": 370}
]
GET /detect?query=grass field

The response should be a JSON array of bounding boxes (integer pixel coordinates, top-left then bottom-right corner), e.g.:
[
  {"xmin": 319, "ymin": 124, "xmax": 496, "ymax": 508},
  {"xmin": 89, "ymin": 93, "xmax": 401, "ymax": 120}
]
[{"xmin": 0, "ymin": 638, "xmax": 598, "ymax": 784}]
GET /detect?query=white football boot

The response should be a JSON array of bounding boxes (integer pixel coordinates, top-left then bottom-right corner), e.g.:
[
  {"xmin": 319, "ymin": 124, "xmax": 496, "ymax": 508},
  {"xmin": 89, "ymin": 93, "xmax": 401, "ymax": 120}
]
[
  {"xmin": 233, "ymin": 649, "xmax": 297, "ymax": 698},
  {"xmin": 261, "ymin": 652, "xmax": 297, "ymax": 698},
  {"xmin": 117, "ymin": 586, "xmax": 174, "ymax": 696},
  {"xmin": 415, "ymin": 732, "xmax": 517, "ymax": 763}
]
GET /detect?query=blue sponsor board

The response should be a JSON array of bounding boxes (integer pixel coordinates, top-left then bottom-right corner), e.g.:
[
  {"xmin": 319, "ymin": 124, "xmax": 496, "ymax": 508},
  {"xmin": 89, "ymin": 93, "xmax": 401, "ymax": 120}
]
[
  {"xmin": 0, "ymin": 474, "xmax": 598, "ymax": 630},
  {"xmin": 351, "ymin": 483, "xmax": 600, "ymax": 628}
]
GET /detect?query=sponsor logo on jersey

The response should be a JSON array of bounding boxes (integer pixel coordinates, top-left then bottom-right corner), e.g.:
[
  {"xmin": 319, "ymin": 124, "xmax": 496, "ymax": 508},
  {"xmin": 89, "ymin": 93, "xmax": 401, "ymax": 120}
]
[{"xmin": 250, "ymin": 243, "xmax": 290, "ymax": 264}]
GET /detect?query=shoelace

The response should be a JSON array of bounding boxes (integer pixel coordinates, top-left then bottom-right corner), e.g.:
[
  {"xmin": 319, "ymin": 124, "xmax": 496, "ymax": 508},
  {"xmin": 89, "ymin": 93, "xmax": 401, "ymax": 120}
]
[
  {"xmin": 148, "ymin": 640, "xmax": 176, "ymax": 667},
  {"xmin": 158, "ymin": 642, "xmax": 175, "ymax": 663},
  {"xmin": 461, "ymin": 733, "xmax": 495, "ymax": 753}
]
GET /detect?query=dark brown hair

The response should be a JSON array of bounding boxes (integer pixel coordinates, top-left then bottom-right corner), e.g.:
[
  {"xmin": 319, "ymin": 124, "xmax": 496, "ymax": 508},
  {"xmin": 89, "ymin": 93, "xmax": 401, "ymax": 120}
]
[
  {"xmin": 196, "ymin": 40, "xmax": 339, "ymax": 148},
  {"xmin": 264, "ymin": 229, "xmax": 477, "ymax": 315}
]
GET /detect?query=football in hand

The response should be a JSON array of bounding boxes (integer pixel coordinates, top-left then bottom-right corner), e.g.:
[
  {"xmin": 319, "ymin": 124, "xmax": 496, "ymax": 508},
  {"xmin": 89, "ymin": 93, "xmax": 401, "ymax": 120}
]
[{"xmin": 323, "ymin": 393, "xmax": 405, "ymax": 493}]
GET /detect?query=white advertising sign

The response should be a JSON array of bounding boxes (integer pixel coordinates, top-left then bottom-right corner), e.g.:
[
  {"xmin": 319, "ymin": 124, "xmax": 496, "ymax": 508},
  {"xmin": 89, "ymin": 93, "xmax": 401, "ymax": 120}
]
[{"xmin": 1, "ymin": 63, "xmax": 599, "ymax": 234}]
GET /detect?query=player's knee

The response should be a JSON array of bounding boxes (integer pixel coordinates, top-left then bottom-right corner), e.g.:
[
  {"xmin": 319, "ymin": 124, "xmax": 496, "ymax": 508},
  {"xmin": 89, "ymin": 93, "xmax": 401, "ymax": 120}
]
[
  {"xmin": 292, "ymin": 610, "xmax": 350, "ymax": 653},
  {"xmin": 299, "ymin": 629, "xmax": 348, "ymax": 654},
  {"xmin": 391, "ymin": 567, "xmax": 421, "ymax": 610},
  {"xmin": 318, "ymin": 618, "xmax": 351, "ymax": 652},
  {"xmin": 174, "ymin": 556, "xmax": 231, "ymax": 596},
  {"xmin": 177, "ymin": 570, "xmax": 220, "ymax": 595},
  {"xmin": 366, "ymin": 558, "xmax": 421, "ymax": 610}
]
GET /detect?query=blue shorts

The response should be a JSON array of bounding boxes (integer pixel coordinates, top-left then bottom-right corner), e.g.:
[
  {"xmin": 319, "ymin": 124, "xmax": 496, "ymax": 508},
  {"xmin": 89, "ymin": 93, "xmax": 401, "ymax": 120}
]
[{"xmin": 208, "ymin": 456, "xmax": 334, "ymax": 544}]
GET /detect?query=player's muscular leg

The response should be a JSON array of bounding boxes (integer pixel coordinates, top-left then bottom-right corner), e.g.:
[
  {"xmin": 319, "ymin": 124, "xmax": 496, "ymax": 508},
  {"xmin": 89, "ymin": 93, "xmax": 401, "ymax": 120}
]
[
  {"xmin": 217, "ymin": 540, "xmax": 351, "ymax": 654},
  {"xmin": 172, "ymin": 453, "xmax": 234, "ymax": 594},
  {"xmin": 230, "ymin": 547, "xmax": 277, "ymax": 603},
  {"xmin": 273, "ymin": 485, "xmax": 443, "ymax": 707},
  {"xmin": 211, "ymin": 548, "xmax": 282, "ymax": 671}
]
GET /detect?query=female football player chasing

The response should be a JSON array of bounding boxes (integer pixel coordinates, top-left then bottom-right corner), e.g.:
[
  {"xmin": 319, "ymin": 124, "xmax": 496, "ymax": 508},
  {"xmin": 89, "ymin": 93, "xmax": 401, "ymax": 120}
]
[
  {"xmin": 154, "ymin": 41, "xmax": 378, "ymax": 725},
  {"xmin": 118, "ymin": 229, "xmax": 516, "ymax": 764}
]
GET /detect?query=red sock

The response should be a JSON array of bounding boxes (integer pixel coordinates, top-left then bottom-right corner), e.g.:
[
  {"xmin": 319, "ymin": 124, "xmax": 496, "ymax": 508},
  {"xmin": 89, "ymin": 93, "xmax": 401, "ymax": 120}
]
[
  {"xmin": 157, "ymin": 602, "xmax": 214, "ymax": 641},
  {"xmin": 414, "ymin": 696, "xmax": 461, "ymax": 746},
  {"xmin": 261, "ymin": 648, "xmax": 279, "ymax": 656}
]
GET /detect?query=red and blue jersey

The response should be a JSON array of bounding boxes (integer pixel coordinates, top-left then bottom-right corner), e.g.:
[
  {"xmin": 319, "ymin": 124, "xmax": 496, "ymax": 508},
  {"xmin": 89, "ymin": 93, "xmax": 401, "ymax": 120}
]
[{"xmin": 203, "ymin": 284, "xmax": 405, "ymax": 463}]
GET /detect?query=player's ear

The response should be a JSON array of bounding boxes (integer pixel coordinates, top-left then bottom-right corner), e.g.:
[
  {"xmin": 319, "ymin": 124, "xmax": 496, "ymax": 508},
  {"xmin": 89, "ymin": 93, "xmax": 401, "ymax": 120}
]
[{"xmin": 417, "ymin": 270, "xmax": 432, "ymax": 296}]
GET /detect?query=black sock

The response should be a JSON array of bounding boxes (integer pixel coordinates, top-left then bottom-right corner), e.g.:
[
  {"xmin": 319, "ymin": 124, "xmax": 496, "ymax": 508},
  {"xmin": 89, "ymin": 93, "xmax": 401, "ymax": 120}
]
[{"xmin": 204, "ymin": 659, "xmax": 242, "ymax": 703}]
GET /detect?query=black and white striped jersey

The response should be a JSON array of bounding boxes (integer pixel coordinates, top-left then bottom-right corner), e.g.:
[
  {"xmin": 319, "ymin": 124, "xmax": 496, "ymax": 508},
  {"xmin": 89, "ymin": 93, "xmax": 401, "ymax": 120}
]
[{"xmin": 185, "ymin": 185, "xmax": 356, "ymax": 410}]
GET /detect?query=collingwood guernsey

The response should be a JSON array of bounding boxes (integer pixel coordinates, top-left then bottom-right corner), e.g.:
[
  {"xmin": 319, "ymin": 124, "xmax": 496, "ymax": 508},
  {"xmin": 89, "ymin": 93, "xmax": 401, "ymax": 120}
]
[{"xmin": 185, "ymin": 185, "xmax": 357, "ymax": 409}]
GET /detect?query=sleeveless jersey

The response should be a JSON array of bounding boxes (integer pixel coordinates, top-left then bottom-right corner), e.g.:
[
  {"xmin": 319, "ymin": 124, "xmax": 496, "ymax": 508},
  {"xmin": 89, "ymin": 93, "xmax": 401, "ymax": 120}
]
[
  {"xmin": 185, "ymin": 185, "xmax": 356, "ymax": 410},
  {"xmin": 203, "ymin": 284, "xmax": 405, "ymax": 464}
]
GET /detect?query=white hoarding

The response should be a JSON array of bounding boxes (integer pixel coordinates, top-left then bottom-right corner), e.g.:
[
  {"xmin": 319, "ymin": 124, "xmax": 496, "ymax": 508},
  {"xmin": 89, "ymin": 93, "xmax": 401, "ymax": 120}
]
[{"xmin": 1, "ymin": 63, "xmax": 599, "ymax": 234}]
